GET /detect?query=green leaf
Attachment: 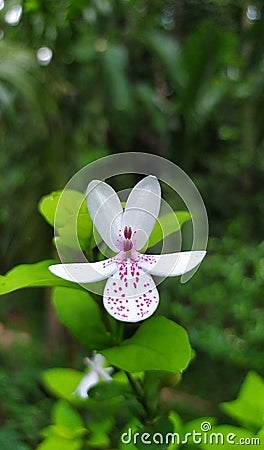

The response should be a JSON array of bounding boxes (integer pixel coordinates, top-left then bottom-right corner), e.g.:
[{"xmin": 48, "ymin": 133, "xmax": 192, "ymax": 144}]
[
  {"xmin": 42, "ymin": 368, "xmax": 84, "ymax": 403},
  {"xmin": 168, "ymin": 411, "xmax": 182, "ymax": 450},
  {"xmin": 199, "ymin": 425, "xmax": 258, "ymax": 450},
  {"xmin": 89, "ymin": 381, "xmax": 131, "ymax": 401},
  {"xmin": 0, "ymin": 428, "xmax": 31, "ymax": 450},
  {"xmin": 145, "ymin": 31, "xmax": 184, "ymax": 90},
  {"xmin": 87, "ymin": 433, "xmax": 110, "ymax": 449},
  {"xmin": 135, "ymin": 418, "xmax": 174, "ymax": 450},
  {"xmin": 39, "ymin": 190, "xmax": 93, "ymax": 251},
  {"xmin": 53, "ymin": 400, "xmax": 84, "ymax": 432},
  {"xmin": 148, "ymin": 211, "xmax": 191, "ymax": 248},
  {"xmin": 36, "ymin": 436, "xmax": 83, "ymax": 450},
  {"xmin": 221, "ymin": 371, "xmax": 264, "ymax": 430},
  {"xmin": 101, "ymin": 44, "xmax": 132, "ymax": 111},
  {"xmin": 39, "ymin": 190, "xmax": 85, "ymax": 227},
  {"xmin": 102, "ymin": 316, "xmax": 192, "ymax": 373},
  {"xmin": 0, "ymin": 260, "xmax": 79, "ymax": 295},
  {"xmin": 87, "ymin": 419, "xmax": 113, "ymax": 448},
  {"xmin": 119, "ymin": 418, "xmax": 141, "ymax": 450},
  {"xmin": 257, "ymin": 426, "xmax": 264, "ymax": 443},
  {"xmin": 53, "ymin": 287, "xmax": 111, "ymax": 349}
]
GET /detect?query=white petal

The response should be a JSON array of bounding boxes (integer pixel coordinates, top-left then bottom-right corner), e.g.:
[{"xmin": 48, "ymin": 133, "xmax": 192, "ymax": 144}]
[
  {"xmin": 92, "ymin": 353, "xmax": 105, "ymax": 369},
  {"xmin": 49, "ymin": 259, "xmax": 118, "ymax": 283},
  {"xmin": 140, "ymin": 251, "xmax": 206, "ymax": 277},
  {"xmin": 86, "ymin": 180, "xmax": 123, "ymax": 252},
  {"xmin": 103, "ymin": 261, "xmax": 159, "ymax": 322},
  {"xmin": 91, "ymin": 353, "xmax": 114, "ymax": 380},
  {"xmin": 122, "ymin": 175, "xmax": 161, "ymax": 250},
  {"xmin": 98, "ymin": 367, "xmax": 114, "ymax": 382},
  {"xmin": 74, "ymin": 371, "xmax": 99, "ymax": 399}
]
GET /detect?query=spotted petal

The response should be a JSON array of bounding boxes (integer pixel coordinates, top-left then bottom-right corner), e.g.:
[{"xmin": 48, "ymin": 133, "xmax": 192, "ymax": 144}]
[
  {"xmin": 49, "ymin": 259, "xmax": 118, "ymax": 283},
  {"xmin": 122, "ymin": 175, "xmax": 161, "ymax": 251},
  {"xmin": 103, "ymin": 261, "xmax": 159, "ymax": 322},
  {"xmin": 86, "ymin": 180, "xmax": 123, "ymax": 252},
  {"xmin": 140, "ymin": 251, "xmax": 206, "ymax": 277}
]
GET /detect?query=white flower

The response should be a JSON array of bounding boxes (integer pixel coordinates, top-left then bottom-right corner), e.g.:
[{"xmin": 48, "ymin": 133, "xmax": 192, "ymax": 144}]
[
  {"xmin": 49, "ymin": 175, "xmax": 206, "ymax": 322},
  {"xmin": 74, "ymin": 353, "xmax": 113, "ymax": 399}
]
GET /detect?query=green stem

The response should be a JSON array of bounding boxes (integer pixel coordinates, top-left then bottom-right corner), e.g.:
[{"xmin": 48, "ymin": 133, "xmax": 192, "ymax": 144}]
[{"xmin": 125, "ymin": 372, "xmax": 154, "ymax": 421}]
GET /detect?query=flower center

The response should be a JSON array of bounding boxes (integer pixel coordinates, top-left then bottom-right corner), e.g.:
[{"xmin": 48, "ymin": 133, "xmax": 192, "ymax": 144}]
[
  {"xmin": 116, "ymin": 226, "xmax": 139, "ymax": 261},
  {"xmin": 123, "ymin": 226, "xmax": 133, "ymax": 252},
  {"xmin": 124, "ymin": 226, "xmax": 132, "ymax": 240}
]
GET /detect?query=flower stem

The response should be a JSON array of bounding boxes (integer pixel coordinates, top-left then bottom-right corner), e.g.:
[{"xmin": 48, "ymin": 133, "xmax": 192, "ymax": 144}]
[{"xmin": 125, "ymin": 372, "xmax": 154, "ymax": 421}]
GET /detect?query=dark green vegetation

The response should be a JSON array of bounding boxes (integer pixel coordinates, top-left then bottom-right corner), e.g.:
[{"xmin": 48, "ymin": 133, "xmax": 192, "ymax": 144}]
[{"xmin": 0, "ymin": 1, "xmax": 264, "ymax": 448}]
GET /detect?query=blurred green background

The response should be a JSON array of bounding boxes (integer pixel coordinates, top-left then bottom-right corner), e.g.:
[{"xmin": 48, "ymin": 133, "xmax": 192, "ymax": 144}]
[{"xmin": 0, "ymin": 0, "xmax": 264, "ymax": 448}]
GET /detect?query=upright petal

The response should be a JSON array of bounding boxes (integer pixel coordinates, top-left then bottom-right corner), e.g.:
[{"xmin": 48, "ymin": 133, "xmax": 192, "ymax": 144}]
[
  {"xmin": 91, "ymin": 353, "xmax": 114, "ymax": 381},
  {"xmin": 140, "ymin": 251, "xmax": 206, "ymax": 277},
  {"xmin": 122, "ymin": 175, "xmax": 161, "ymax": 250},
  {"xmin": 103, "ymin": 261, "xmax": 159, "ymax": 322},
  {"xmin": 49, "ymin": 259, "xmax": 118, "ymax": 283},
  {"xmin": 86, "ymin": 180, "xmax": 123, "ymax": 252},
  {"xmin": 92, "ymin": 353, "xmax": 106, "ymax": 370},
  {"xmin": 98, "ymin": 367, "xmax": 114, "ymax": 382},
  {"xmin": 74, "ymin": 371, "xmax": 99, "ymax": 399}
]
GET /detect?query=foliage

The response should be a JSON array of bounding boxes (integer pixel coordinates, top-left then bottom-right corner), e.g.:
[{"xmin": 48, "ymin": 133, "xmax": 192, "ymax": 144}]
[
  {"xmin": 161, "ymin": 238, "xmax": 264, "ymax": 373},
  {"xmin": 0, "ymin": 181, "xmax": 263, "ymax": 449},
  {"xmin": 0, "ymin": 260, "xmax": 78, "ymax": 294},
  {"xmin": 102, "ymin": 316, "xmax": 192, "ymax": 373},
  {"xmin": 53, "ymin": 287, "xmax": 112, "ymax": 349},
  {"xmin": 0, "ymin": 341, "xmax": 53, "ymax": 450},
  {"xmin": 221, "ymin": 371, "xmax": 264, "ymax": 431},
  {"xmin": 0, "ymin": 185, "xmax": 195, "ymax": 448}
]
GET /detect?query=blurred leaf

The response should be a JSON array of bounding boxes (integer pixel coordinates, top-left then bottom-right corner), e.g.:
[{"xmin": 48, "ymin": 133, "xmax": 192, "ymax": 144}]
[
  {"xmin": 42, "ymin": 368, "xmax": 84, "ymax": 404},
  {"xmin": 257, "ymin": 426, "xmax": 264, "ymax": 444},
  {"xmin": 39, "ymin": 190, "xmax": 84, "ymax": 227},
  {"xmin": 36, "ymin": 436, "xmax": 83, "ymax": 450},
  {"xmin": 135, "ymin": 417, "xmax": 174, "ymax": 450},
  {"xmin": 39, "ymin": 190, "xmax": 93, "ymax": 251},
  {"xmin": 87, "ymin": 433, "xmax": 110, "ymax": 449},
  {"xmin": 148, "ymin": 24, "xmax": 236, "ymax": 126},
  {"xmin": 89, "ymin": 380, "xmax": 131, "ymax": 400},
  {"xmin": 221, "ymin": 371, "xmax": 264, "ymax": 430},
  {"xmin": 199, "ymin": 425, "xmax": 258, "ymax": 450},
  {"xmin": 0, "ymin": 260, "xmax": 79, "ymax": 295},
  {"xmin": 145, "ymin": 31, "xmax": 184, "ymax": 89},
  {"xmin": 0, "ymin": 428, "xmax": 31, "ymax": 450},
  {"xmin": 0, "ymin": 41, "xmax": 42, "ymax": 115},
  {"xmin": 148, "ymin": 211, "xmax": 191, "ymax": 248},
  {"xmin": 135, "ymin": 83, "xmax": 168, "ymax": 133},
  {"xmin": 168, "ymin": 411, "xmax": 182, "ymax": 450},
  {"xmin": 53, "ymin": 400, "xmax": 86, "ymax": 438},
  {"xmin": 102, "ymin": 316, "xmax": 191, "ymax": 373},
  {"xmin": 119, "ymin": 418, "xmax": 141, "ymax": 450},
  {"xmin": 101, "ymin": 44, "xmax": 132, "ymax": 111},
  {"xmin": 53, "ymin": 287, "xmax": 111, "ymax": 349},
  {"xmin": 53, "ymin": 400, "xmax": 84, "ymax": 432},
  {"xmin": 180, "ymin": 23, "xmax": 236, "ymax": 123}
]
